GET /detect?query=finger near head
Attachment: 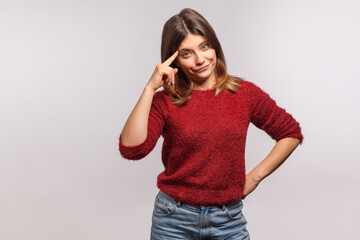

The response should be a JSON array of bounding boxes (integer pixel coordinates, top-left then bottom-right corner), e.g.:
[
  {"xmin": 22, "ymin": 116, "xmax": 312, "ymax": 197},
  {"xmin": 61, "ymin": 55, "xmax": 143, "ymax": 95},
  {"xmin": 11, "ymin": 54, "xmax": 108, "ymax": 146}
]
[
  {"xmin": 159, "ymin": 67, "xmax": 170, "ymax": 78},
  {"xmin": 163, "ymin": 51, "xmax": 178, "ymax": 66}
]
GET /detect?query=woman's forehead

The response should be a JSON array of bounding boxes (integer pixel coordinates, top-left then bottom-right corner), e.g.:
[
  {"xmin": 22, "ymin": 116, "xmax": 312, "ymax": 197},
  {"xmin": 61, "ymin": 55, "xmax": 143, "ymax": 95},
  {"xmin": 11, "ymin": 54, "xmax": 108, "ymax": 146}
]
[{"xmin": 178, "ymin": 34, "xmax": 207, "ymax": 51}]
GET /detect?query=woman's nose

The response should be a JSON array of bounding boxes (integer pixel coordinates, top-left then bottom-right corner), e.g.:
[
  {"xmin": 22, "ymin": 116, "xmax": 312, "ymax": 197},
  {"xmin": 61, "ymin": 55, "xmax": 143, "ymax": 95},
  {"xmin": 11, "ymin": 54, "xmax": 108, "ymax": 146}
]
[{"xmin": 195, "ymin": 52, "xmax": 205, "ymax": 65}]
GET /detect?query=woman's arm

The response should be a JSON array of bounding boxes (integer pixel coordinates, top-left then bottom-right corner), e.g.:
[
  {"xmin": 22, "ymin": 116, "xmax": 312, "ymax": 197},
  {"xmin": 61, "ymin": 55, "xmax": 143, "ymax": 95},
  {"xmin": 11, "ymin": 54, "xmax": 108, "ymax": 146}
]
[
  {"xmin": 119, "ymin": 87, "xmax": 166, "ymax": 160},
  {"xmin": 120, "ymin": 51, "xmax": 178, "ymax": 149},
  {"xmin": 241, "ymin": 137, "xmax": 301, "ymax": 199},
  {"xmin": 120, "ymin": 85, "xmax": 156, "ymax": 146}
]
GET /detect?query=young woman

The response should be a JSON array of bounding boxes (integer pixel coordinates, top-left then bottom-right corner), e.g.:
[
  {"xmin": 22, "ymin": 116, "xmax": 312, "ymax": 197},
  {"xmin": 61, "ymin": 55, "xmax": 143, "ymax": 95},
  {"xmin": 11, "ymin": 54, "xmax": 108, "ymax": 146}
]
[{"xmin": 119, "ymin": 8, "xmax": 303, "ymax": 240}]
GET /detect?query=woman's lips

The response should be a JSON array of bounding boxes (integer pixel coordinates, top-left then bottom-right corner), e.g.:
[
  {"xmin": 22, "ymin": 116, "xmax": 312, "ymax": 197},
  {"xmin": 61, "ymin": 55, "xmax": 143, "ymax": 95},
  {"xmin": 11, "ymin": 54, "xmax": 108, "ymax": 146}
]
[{"xmin": 193, "ymin": 64, "xmax": 209, "ymax": 72}]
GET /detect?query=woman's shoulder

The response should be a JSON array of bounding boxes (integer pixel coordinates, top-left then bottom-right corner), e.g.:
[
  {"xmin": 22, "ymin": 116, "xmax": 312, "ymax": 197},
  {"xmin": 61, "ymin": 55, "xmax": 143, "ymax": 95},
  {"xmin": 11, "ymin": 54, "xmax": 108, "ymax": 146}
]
[
  {"xmin": 152, "ymin": 89, "xmax": 171, "ymax": 107},
  {"xmin": 235, "ymin": 79, "xmax": 274, "ymax": 105},
  {"xmin": 154, "ymin": 89, "xmax": 172, "ymax": 99},
  {"xmin": 153, "ymin": 89, "xmax": 166, "ymax": 101},
  {"xmin": 236, "ymin": 79, "xmax": 263, "ymax": 95},
  {"xmin": 238, "ymin": 79, "xmax": 261, "ymax": 90}
]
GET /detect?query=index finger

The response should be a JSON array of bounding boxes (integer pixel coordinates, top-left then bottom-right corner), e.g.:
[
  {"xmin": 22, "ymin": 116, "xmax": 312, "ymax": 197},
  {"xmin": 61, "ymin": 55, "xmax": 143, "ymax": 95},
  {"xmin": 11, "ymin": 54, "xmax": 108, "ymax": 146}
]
[{"xmin": 162, "ymin": 51, "xmax": 179, "ymax": 66}]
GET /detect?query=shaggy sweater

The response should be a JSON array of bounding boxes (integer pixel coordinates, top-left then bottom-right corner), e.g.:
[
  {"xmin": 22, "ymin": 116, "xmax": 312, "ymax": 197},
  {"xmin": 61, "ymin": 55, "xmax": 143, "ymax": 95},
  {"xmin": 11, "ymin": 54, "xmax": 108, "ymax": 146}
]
[{"xmin": 119, "ymin": 80, "xmax": 303, "ymax": 206}]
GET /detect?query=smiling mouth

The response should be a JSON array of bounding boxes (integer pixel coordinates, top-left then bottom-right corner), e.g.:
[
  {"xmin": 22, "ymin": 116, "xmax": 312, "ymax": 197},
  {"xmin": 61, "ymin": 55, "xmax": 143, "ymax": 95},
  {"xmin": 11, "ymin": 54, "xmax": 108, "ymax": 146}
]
[{"xmin": 193, "ymin": 65, "xmax": 209, "ymax": 72}]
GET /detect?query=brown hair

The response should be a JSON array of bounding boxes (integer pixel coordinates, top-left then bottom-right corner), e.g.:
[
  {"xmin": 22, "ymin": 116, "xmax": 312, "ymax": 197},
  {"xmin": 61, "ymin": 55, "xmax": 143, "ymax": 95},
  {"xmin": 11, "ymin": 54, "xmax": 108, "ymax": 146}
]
[{"xmin": 161, "ymin": 8, "xmax": 244, "ymax": 106}]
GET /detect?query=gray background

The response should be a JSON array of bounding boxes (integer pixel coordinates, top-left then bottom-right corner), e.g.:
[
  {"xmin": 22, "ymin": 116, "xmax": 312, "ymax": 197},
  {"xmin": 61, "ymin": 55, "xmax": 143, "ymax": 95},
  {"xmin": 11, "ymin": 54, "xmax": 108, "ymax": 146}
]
[{"xmin": 1, "ymin": 0, "xmax": 359, "ymax": 239}]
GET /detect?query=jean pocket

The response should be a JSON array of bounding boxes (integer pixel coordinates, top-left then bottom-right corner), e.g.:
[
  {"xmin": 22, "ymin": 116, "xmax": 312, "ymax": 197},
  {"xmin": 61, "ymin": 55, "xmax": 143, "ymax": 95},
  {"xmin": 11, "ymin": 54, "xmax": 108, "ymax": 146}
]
[
  {"xmin": 225, "ymin": 201, "xmax": 243, "ymax": 220},
  {"xmin": 153, "ymin": 196, "xmax": 177, "ymax": 217}
]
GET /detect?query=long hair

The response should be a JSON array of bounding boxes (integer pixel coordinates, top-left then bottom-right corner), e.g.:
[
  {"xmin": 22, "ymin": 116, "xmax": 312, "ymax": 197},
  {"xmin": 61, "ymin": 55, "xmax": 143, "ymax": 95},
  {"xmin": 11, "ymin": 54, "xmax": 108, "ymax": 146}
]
[{"xmin": 161, "ymin": 8, "xmax": 244, "ymax": 106}]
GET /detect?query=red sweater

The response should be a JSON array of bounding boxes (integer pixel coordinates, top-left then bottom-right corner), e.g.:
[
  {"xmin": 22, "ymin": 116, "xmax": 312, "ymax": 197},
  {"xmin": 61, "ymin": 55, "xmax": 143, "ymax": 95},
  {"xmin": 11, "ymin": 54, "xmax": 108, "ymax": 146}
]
[{"xmin": 119, "ymin": 80, "xmax": 303, "ymax": 205}]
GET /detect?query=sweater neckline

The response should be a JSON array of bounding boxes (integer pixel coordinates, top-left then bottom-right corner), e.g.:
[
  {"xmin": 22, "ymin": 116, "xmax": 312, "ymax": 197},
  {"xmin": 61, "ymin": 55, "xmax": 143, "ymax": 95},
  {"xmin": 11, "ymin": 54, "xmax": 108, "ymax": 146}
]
[{"xmin": 191, "ymin": 88, "xmax": 215, "ymax": 93}]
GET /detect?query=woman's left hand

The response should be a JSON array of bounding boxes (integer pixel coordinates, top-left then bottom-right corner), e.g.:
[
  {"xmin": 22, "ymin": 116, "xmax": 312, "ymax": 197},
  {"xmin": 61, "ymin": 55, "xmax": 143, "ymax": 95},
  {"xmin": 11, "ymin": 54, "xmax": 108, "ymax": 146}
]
[{"xmin": 241, "ymin": 174, "xmax": 261, "ymax": 200}]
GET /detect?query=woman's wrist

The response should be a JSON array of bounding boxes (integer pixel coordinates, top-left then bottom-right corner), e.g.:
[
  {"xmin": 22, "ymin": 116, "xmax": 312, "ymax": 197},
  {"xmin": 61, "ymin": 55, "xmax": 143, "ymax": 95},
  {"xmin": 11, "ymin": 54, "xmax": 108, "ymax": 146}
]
[
  {"xmin": 145, "ymin": 83, "xmax": 158, "ymax": 93},
  {"xmin": 247, "ymin": 170, "xmax": 264, "ymax": 184},
  {"xmin": 145, "ymin": 84, "xmax": 157, "ymax": 94}
]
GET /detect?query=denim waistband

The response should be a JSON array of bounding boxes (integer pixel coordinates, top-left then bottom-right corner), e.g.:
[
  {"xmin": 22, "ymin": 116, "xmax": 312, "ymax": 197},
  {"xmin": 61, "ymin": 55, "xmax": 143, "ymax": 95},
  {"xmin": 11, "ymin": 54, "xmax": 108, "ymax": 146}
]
[{"xmin": 157, "ymin": 190, "xmax": 243, "ymax": 212}]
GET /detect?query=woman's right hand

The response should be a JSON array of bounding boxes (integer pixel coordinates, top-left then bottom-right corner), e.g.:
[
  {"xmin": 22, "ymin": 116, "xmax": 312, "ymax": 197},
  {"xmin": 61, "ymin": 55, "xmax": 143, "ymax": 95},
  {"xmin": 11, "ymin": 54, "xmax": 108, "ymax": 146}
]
[{"xmin": 147, "ymin": 51, "xmax": 179, "ymax": 91}]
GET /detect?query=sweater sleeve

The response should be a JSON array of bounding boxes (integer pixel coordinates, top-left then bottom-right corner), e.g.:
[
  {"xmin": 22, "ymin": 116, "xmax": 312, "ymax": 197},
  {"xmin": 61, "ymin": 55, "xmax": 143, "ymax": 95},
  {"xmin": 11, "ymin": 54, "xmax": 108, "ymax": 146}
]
[
  {"xmin": 119, "ymin": 91, "xmax": 166, "ymax": 160},
  {"xmin": 247, "ymin": 81, "xmax": 304, "ymax": 144}
]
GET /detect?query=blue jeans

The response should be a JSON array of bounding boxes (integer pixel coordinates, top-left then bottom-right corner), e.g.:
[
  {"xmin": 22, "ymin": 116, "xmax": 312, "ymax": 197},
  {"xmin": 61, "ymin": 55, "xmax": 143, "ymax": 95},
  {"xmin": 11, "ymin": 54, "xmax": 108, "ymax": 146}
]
[{"xmin": 150, "ymin": 190, "xmax": 250, "ymax": 240}]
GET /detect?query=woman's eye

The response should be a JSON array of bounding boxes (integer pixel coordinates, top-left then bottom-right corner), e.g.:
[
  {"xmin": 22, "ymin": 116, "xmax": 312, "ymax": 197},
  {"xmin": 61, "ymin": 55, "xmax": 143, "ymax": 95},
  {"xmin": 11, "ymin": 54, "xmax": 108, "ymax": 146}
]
[
  {"xmin": 182, "ymin": 52, "xmax": 190, "ymax": 57},
  {"xmin": 202, "ymin": 44, "xmax": 208, "ymax": 50}
]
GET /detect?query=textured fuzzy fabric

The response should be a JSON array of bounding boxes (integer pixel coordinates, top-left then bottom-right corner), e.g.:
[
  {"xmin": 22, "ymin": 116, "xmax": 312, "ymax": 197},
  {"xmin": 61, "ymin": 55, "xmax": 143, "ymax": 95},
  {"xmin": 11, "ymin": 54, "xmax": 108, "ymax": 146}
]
[{"xmin": 119, "ymin": 80, "xmax": 303, "ymax": 205}]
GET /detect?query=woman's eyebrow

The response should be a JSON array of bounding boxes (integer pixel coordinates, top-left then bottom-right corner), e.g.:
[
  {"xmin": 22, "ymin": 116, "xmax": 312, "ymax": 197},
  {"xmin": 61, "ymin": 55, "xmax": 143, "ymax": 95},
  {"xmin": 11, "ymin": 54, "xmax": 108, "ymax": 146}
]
[{"xmin": 179, "ymin": 41, "xmax": 208, "ymax": 52}]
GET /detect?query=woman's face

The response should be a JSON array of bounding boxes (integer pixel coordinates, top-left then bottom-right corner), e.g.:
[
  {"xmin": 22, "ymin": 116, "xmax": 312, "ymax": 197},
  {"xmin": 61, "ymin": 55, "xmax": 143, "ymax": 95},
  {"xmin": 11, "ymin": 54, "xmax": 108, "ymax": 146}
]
[{"xmin": 176, "ymin": 34, "xmax": 217, "ymax": 89}]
